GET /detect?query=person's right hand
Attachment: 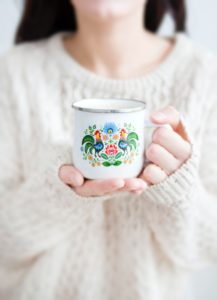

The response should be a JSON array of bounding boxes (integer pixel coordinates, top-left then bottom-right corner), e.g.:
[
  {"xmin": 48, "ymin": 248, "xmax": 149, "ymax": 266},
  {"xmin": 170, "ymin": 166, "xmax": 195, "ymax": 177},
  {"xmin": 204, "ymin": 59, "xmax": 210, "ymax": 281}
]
[{"xmin": 58, "ymin": 165, "xmax": 147, "ymax": 197}]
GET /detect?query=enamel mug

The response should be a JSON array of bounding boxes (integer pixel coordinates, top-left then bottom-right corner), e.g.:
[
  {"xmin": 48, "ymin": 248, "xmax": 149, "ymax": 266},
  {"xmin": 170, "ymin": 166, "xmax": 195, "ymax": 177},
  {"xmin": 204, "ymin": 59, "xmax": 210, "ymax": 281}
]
[{"xmin": 71, "ymin": 98, "xmax": 170, "ymax": 180}]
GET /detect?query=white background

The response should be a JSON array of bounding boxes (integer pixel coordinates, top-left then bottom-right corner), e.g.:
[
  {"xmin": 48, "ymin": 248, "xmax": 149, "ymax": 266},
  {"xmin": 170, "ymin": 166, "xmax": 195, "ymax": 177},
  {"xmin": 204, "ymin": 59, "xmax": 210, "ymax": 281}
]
[{"xmin": 0, "ymin": 1, "xmax": 217, "ymax": 299}]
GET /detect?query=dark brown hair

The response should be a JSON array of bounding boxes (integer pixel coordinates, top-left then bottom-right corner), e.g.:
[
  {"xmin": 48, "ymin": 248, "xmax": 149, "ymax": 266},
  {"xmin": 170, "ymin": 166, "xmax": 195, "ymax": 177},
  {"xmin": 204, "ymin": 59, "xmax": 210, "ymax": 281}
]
[{"xmin": 15, "ymin": 0, "xmax": 186, "ymax": 44}]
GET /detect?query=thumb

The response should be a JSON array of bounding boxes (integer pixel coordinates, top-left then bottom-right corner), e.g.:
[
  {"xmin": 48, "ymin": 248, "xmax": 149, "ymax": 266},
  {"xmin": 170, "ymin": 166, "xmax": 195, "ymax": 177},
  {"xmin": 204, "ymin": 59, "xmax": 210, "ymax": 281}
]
[
  {"xmin": 151, "ymin": 105, "xmax": 180, "ymax": 130},
  {"xmin": 58, "ymin": 164, "xmax": 84, "ymax": 187}
]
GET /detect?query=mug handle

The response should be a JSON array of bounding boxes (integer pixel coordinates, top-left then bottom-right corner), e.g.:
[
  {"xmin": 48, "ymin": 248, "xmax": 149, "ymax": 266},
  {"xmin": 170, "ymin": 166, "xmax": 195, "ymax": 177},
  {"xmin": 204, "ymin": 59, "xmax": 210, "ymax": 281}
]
[{"xmin": 144, "ymin": 120, "xmax": 172, "ymax": 163}]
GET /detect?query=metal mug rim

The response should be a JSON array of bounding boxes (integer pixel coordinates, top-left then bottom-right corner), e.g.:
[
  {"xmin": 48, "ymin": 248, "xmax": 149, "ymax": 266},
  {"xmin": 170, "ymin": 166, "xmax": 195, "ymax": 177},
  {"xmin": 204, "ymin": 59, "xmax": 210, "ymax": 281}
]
[{"xmin": 71, "ymin": 98, "xmax": 146, "ymax": 113}]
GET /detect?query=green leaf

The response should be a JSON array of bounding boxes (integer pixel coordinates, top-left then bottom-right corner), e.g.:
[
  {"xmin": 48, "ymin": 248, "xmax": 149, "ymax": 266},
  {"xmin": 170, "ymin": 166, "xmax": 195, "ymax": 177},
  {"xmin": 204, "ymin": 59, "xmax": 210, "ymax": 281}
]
[
  {"xmin": 113, "ymin": 160, "xmax": 122, "ymax": 166},
  {"xmin": 82, "ymin": 135, "xmax": 94, "ymax": 144},
  {"xmin": 115, "ymin": 152, "xmax": 122, "ymax": 159},
  {"xmin": 127, "ymin": 132, "xmax": 139, "ymax": 141},
  {"xmin": 101, "ymin": 153, "xmax": 108, "ymax": 160},
  {"xmin": 128, "ymin": 139, "xmax": 137, "ymax": 149},
  {"xmin": 85, "ymin": 142, "xmax": 93, "ymax": 153},
  {"xmin": 103, "ymin": 161, "xmax": 111, "ymax": 167}
]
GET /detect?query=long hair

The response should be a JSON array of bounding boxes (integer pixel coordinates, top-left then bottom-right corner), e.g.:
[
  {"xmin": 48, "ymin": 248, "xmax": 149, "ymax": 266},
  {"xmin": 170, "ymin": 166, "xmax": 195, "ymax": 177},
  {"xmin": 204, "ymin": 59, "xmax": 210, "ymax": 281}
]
[{"xmin": 15, "ymin": 0, "xmax": 186, "ymax": 44}]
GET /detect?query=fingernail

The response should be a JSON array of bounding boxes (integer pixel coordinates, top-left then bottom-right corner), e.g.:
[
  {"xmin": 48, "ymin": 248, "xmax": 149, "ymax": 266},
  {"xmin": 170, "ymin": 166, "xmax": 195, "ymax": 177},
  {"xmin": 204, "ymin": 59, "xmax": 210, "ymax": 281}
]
[
  {"xmin": 70, "ymin": 174, "xmax": 83, "ymax": 186},
  {"xmin": 152, "ymin": 112, "xmax": 166, "ymax": 121},
  {"xmin": 115, "ymin": 179, "xmax": 125, "ymax": 188},
  {"xmin": 134, "ymin": 190, "xmax": 144, "ymax": 196},
  {"xmin": 60, "ymin": 169, "xmax": 71, "ymax": 182},
  {"xmin": 130, "ymin": 188, "xmax": 144, "ymax": 195},
  {"xmin": 130, "ymin": 181, "xmax": 147, "ymax": 190}
]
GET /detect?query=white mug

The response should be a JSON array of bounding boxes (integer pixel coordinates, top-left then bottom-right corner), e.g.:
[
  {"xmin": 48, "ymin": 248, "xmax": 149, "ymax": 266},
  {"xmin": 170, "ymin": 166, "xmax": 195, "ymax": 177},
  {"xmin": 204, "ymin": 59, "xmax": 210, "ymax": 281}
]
[{"xmin": 71, "ymin": 98, "xmax": 170, "ymax": 179}]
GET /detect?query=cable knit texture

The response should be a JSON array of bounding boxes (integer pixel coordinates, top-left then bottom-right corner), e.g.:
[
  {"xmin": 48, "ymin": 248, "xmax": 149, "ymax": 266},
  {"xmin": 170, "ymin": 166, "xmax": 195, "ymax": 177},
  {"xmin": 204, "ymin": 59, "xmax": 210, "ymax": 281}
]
[{"xmin": 0, "ymin": 32, "xmax": 217, "ymax": 300}]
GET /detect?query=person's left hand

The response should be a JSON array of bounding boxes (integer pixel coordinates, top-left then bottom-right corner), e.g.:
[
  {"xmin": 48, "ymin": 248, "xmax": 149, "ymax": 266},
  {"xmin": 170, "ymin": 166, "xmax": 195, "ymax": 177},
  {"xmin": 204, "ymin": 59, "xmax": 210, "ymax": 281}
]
[{"xmin": 138, "ymin": 105, "xmax": 192, "ymax": 192}]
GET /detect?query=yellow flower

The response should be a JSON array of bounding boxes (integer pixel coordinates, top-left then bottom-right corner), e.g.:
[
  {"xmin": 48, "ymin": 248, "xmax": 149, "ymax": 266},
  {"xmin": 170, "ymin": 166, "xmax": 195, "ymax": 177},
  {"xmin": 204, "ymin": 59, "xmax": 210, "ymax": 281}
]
[
  {"xmin": 92, "ymin": 163, "xmax": 95, "ymax": 167},
  {"xmin": 113, "ymin": 134, "xmax": 119, "ymax": 140},
  {"xmin": 97, "ymin": 162, "xmax": 101, "ymax": 166},
  {"xmin": 88, "ymin": 155, "xmax": 93, "ymax": 160}
]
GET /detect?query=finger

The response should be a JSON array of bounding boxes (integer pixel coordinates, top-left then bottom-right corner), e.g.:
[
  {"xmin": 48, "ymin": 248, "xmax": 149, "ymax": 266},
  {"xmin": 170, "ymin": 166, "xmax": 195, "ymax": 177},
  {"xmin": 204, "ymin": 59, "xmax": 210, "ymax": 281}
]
[
  {"xmin": 150, "ymin": 105, "xmax": 183, "ymax": 132},
  {"xmin": 132, "ymin": 188, "xmax": 146, "ymax": 196},
  {"xmin": 151, "ymin": 106, "xmax": 191, "ymax": 142},
  {"xmin": 118, "ymin": 178, "xmax": 147, "ymax": 193},
  {"xmin": 125, "ymin": 178, "xmax": 147, "ymax": 192},
  {"xmin": 151, "ymin": 106, "xmax": 191, "ymax": 143},
  {"xmin": 139, "ymin": 163, "xmax": 167, "ymax": 185},
  {"xmin": 74, "ymin": 178, "xmax": 125, "ymax": 197},
  {"xmin": 146, "ymin": 143, "xmax": 181, "ymax": 175},
  {"xmin": 58, "ymin": 164, "xmax": 84, "ymax": 187},
  {"xmin": 152, "ymin": 127, "xmax": 192, "ymax": 161}
]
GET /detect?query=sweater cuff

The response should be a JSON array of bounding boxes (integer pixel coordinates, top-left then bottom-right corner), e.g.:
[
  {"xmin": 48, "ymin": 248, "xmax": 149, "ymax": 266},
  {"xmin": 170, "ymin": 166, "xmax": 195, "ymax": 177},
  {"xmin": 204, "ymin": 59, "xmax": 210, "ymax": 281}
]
[
  {"xmin": 142, "ymin": 114, "xmax": 200, "ymax": 206},
  {"xmin": 43, "ymin": 143, "xmax": 112, "ymax": 205}
]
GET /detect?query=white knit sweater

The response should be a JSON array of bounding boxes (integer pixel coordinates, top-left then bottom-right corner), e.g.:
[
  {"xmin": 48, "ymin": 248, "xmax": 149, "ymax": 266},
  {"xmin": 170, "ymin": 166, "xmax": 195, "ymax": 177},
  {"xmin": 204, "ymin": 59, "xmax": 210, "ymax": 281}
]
[{"xmin": 0, "ymin": 31, "xmax": 217, "ymax": 300}]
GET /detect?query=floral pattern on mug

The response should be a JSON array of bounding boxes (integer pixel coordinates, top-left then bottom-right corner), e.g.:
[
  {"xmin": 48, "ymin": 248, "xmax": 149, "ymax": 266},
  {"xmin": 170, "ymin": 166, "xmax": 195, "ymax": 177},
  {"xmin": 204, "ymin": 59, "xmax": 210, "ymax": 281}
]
[{"xmin": 81, "ymin": 122, "xmax": 140, "ymax": 167}]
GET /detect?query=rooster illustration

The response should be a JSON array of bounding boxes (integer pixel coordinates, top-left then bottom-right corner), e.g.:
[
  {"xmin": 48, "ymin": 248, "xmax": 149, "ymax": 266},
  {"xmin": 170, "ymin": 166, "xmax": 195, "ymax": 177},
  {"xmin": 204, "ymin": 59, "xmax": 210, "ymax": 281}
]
[
  {"xmin": 82, "ymin": 130, "xmax": 104, "ymax": 157},
  {"xmin": 118, "ymin": 128, "xmax": 139, "ymax": 154}
]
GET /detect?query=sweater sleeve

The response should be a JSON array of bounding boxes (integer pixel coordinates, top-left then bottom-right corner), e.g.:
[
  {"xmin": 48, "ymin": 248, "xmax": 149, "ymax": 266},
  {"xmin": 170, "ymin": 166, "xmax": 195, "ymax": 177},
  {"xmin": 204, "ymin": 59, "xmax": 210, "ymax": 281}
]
[
  {"xmin": 0, "ymin": 59, "xmax": 112, "ymax": 267},
  {"xmin": 142, "ymin": 93, "xmax": 217, "ymax": 270}
]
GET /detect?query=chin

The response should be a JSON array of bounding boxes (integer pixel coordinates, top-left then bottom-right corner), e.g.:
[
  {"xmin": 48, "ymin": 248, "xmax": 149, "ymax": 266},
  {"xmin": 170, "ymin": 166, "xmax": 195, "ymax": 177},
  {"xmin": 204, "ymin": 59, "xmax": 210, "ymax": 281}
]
[{"xmin": 72, "ymin": 0, "xmax": 145, "ymax": 20}]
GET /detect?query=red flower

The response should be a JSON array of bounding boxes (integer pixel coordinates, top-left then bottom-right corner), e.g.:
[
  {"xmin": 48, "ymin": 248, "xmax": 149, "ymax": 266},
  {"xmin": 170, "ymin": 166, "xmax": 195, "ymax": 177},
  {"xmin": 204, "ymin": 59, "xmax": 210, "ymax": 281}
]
[{"xmin": 105, "ymin": 144, "xmax": 118, "ymax": 156}]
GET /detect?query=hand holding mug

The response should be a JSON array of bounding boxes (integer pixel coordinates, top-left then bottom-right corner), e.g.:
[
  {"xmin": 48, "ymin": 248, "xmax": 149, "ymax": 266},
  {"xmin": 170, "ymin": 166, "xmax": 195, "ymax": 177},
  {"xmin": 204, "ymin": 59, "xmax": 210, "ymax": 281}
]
[
  {"xmin": 59, "ymin": 100, "xmax": 192, "ymax": 197},
  {"xmin": 58, "ymin": 165, "xmax": 147, "ymax": 197},
  {"xmin": 139, "ymin": 105, "xmax": 192, "ymax": 186}
]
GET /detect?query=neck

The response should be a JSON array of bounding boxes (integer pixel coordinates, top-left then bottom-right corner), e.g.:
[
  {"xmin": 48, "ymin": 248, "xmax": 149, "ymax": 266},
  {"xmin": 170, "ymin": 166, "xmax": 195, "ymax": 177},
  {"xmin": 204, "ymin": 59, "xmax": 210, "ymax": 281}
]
[
  {"xmin": 65, "ymin": 6, "xmax": 158, "ymax": 78},
  {"xmin": 64, "ymin": 6, "xmax": 173, "ymax": 79}
]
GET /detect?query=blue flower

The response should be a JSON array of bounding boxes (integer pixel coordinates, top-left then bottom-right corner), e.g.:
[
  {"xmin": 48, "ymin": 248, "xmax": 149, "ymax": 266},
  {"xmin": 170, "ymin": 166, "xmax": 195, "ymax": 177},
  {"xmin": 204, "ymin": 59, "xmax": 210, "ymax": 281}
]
[
  {"xmin": 80, "ymin": 146, "xmax": 84, "ymax": 152},
  {"xmin": 103, "ymin": 122, "xmax": 118, "ymax": 134}
]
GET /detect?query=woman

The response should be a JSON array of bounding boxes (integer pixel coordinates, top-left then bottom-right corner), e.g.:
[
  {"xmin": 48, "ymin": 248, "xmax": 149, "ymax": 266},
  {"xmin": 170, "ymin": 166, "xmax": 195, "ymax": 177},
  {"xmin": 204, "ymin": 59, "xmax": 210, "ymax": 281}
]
[{"xmin": 0, "ymin": 0, "xmax": 217, "ymax": 299}]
